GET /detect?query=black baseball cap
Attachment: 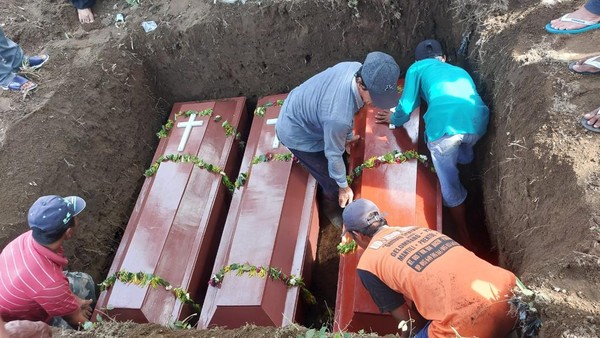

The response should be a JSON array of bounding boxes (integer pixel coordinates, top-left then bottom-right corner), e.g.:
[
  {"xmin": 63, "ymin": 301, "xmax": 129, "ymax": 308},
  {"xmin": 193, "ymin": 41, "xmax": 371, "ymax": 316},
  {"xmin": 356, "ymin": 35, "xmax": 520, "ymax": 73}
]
[{"xmin": 415, "ymin": 39, "xmax": 444, "ymax": 61}]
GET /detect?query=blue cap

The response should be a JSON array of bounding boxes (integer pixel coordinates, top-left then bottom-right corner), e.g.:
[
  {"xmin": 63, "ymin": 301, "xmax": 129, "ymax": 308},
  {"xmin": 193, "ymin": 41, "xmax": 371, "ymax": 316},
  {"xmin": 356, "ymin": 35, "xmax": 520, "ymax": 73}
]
[
  {"xmin": 361, "ymin": 52, "xmax": 400, "ymax": 110},
  {"xmin": 342, "ymin": 199, "xmax": 385, "ymax": 235},
  {"xmin": 28, "ymin": 195, "xmax": 86, "ymax": 244},
  {"xmin": 415, "ymin": 39, "xmax": 444, "ymax": 61}
]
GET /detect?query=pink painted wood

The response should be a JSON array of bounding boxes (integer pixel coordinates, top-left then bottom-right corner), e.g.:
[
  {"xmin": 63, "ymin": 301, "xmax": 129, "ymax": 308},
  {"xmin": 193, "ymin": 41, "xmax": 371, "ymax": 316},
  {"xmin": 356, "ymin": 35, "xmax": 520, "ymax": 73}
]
[
  {"xmin": 94, "ymin": 97, "xmax": 248, "ymax": 324},
  {"xmin": 199, "ymin": 94, "xmax": 319, "ymax": 329},
  {"xmin": 334, "ymin": 98, "xmax": 443, "ymax": 335}
]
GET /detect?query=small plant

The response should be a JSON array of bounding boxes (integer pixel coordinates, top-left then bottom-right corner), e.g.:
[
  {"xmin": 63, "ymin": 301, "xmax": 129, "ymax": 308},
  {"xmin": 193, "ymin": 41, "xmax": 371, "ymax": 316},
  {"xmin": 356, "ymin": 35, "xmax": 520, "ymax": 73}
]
[
  {"xmin": 125, "ymin": 0, "xmax": 141, "ymax": 6},
  {"xmin": 336, "ymin": 240, "xmax": 357, "ymax": 254}
]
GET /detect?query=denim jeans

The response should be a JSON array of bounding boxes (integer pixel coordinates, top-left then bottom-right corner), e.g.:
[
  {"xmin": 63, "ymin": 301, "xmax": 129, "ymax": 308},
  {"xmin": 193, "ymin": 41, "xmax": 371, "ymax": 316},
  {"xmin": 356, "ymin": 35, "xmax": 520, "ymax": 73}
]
[
  {"xmin": 585, "ymin": 0, "xmax": 600, "ymax": 15},
  {"xmin": 0, "ymin": 27, "xmax": 24, "ymax": 87},
  {"xmin": 414, "ymin": 321, "xmax": 432, "ymax": 338},
  {"xmin": 427, "ymin": 133, "xmax": 480, "ymax": 208}
]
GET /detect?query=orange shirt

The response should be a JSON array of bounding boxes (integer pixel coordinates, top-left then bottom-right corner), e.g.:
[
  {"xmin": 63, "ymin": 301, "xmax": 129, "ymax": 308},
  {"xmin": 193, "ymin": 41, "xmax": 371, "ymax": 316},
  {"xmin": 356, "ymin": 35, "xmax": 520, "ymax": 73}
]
[{"xmin": 357, "ymin": 226, "xmax": 516, "ymax": 338}]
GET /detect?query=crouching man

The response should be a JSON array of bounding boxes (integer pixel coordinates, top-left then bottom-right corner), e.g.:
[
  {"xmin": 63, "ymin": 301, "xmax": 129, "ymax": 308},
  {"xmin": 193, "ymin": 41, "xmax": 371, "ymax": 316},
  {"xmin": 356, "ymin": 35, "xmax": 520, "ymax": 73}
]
[
  {"xmin": 0, "ymin": 195, "xmax": 96, "ymax": 330},
  {"xmin": 343, "ymin": 199, "xmax": 518, "ymax": 337}
]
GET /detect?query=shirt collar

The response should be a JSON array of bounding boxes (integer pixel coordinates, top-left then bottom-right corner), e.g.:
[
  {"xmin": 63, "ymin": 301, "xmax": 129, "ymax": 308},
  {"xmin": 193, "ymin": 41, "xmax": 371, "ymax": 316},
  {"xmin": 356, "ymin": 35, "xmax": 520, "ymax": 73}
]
[
  {"xmin": 27, "ymin": 231, "xmax": 69, "ymax": 267},
  {"xmin": 351, "ymin": 76, "xmax": 364, "ymax": 109}
]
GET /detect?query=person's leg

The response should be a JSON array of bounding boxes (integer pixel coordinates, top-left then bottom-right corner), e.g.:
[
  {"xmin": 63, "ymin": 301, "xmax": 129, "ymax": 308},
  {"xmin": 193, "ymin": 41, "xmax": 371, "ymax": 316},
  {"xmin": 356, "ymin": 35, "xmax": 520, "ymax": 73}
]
[
  {"xmin": 581, "ymin": 106, "xmax": 600, "ymax": 132},
  {"xmin": 569, "ymin": 55, "xmax": 600, "ymax": 75},
  {"xmin": 428, "ymin": 134, "xmax": 472, "ymax": 247},
  {"xmin": 289, "ymin": 148, "xmax": 344, "ymax": 227},
  {"xmin": 64, "ymin": 271, "xmax": 97, "ymax": 303},
  {"xmin": 50, "ymin": 271, "xmax": 96, "ymax": 329},
  {"xmin": 549, "ymin": 0, "xmax": 600, "ymax": 31},
  {"xmin": 0, "ymin": 27, "xmax": 25, "ymax": 87},
  {"xmin": 71, "ymin": 0, "xmax": 96, "ymax": 24}
]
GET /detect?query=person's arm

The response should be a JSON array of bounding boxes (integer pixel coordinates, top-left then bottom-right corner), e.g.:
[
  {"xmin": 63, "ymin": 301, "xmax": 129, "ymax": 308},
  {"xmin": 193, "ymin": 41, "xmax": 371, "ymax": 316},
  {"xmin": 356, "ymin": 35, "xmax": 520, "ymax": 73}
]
[
  {"xmin": 62, "ymin": 297, "xmax": 93, "ymax": 328},
  {"xmin": 323, "ymin": 119, "xmax": 353, "ymax": 206},
  {"xmin": 391, "ymin": 64, "xmax": 422, "ymax": 126}
]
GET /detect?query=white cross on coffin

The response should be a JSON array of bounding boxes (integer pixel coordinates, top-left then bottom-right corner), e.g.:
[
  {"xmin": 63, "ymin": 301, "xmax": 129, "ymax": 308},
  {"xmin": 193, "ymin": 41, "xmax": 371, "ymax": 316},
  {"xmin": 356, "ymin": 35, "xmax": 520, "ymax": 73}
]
[
  {"xmin": 177, "ymin": 114, "xmax": 204, "ymax": 152},
  {"xmin": 266, "ymin": 118, "xmax": 279, "ymax": 148}
]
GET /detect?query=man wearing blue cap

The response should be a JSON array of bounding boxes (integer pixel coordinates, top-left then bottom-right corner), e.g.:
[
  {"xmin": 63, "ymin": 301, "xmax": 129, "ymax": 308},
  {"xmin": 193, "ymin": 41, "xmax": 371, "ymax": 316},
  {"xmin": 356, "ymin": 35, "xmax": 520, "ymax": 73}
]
[
  {"xmin": 277, "ymin": 52, "xmax": 400, "ymax": 227},
  {"xmin": 375, "ymin": 40, "xmax": 489, "ymax": 248},
  {"xmin": 0, "ymin": 195, "xmax": 96, "ymax": 329}
]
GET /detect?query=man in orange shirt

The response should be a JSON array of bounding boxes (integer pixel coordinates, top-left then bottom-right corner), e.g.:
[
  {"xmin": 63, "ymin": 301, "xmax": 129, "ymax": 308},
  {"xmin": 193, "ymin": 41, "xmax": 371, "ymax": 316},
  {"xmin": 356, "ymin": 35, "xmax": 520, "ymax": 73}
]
[{"xmin": 342, "ymin": 199, "xmax": 518, "ymax": 337}]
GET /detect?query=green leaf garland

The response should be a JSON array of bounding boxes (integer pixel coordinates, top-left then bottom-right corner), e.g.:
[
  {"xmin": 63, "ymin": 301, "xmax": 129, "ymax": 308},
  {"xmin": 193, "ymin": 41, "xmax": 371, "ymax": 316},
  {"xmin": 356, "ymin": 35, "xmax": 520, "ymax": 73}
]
[
  {"xmin": 99, "ymin": 270, "xmax": 200, "ymax": 313},
  {"xmin": 156, "ymin": 108, "xmax": 214, "ymax": 139},
  {"xmin": 253, "ymin": 99, "xmax": 285, "ymax": 117},
  {"xmin": 347, "ymin": 150, "xmax": 431, "ymax": 185},
  {"xmin": 208, "ymin": 263, "xmax": 315, "ymax": 304}
]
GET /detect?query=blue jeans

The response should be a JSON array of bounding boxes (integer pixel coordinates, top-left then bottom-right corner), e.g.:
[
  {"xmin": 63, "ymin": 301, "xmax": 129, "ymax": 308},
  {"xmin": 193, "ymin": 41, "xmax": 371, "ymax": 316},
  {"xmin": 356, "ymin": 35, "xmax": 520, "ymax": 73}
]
[
  {"xmin": 0, "ymin": 27, "xmax": 24, "ymax": 87},
  {"xmin": 414, "ymin": 321, "xmax": 432, "ymax": 338},
  {"xmin": 427, "ymin": 134, "xmax": 480, "ymax": 208},
  {"xmin": 585, "ymin": 0, "xmax": 600, "ymax": 15},
  {"xmin": 287, "ymin": 148, "xmax": 340, "ymax": 202}
]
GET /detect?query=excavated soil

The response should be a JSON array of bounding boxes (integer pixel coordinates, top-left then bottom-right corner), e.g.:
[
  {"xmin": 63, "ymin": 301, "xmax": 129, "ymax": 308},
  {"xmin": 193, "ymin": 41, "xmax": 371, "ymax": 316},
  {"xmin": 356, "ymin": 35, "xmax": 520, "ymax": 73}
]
[{"xmin": 1, "ymin": 0, "xmax": 599, "ymax": 337}]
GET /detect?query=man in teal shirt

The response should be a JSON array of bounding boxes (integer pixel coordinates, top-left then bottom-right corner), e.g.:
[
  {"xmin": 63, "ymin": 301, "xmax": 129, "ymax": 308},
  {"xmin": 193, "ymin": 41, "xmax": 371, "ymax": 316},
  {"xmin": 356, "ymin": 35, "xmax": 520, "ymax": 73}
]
[{"xmin": 375, "ymin": 40, "xmax": 489, "ymax": 247}]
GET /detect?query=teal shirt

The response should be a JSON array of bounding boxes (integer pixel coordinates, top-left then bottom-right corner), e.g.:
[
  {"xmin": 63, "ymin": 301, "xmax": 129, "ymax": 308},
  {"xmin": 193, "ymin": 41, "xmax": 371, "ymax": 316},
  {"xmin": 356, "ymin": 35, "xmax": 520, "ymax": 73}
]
[{"xmin": 391, "ymin": 59, "xmax": 489, "ymax": 142}]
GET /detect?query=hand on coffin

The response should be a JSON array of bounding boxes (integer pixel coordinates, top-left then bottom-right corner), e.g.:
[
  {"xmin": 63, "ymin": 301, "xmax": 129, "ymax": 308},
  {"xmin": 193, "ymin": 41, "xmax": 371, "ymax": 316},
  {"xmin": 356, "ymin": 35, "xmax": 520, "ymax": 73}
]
[
  {"xmin": 338, "ymin": 186, "xmax": 354, "ymax": 208},
  {"xmin": 345, "ymin": 134, "xmax": 360, "ymax": 154},
  {"xmin": 374, "ymin": 110, "xmax": 392, "ymax": 124}
]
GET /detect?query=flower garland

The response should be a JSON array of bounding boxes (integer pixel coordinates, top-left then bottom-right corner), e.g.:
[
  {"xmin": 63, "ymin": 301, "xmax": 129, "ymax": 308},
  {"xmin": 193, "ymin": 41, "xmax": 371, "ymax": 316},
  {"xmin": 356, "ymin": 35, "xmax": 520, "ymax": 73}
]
[
  {"xmin": 156, "ymin": 108, "xmax": 214, "ymax": 139},
  {"xmin": 208, "ymin": 263, "xmax": 316, "ymax": 304},
  {"xmin": 347, "ymin": 150, "xmax": 430, "ymax": 185},
  {"xmin": 251, "ymin": 152, "xmax": 295, "ymax": 164},
  {"xmin": 144, "ymin": 153, "xmax": 245, "ymax": 193},
  {"xmin": 336, "ymin": 240, "xmax": 357, "ymax": 254},
  {"xmin": 221, "ymin": 120, "xmax": 242, "ymax": 140},
  {"xmin": 99, "ymin": 270, "xmax": 200, "ymax": 313},
  {"xmin": 253, "ymin": 99, "xmax": 285, "ymax": 117}
]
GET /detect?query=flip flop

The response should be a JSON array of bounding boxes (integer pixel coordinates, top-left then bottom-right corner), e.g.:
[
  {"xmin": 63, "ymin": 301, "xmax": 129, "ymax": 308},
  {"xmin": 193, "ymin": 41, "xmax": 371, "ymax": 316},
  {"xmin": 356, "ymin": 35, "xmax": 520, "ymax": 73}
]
[
  {"xmin": 568, "ymin": 55, "xmax": 600, "ymax": 75},
  {"xmin": 545, "ymin": 14, "xmax": 600, "ymax": 34},
  {"xmin": 580, "ymin": 116, "xmax": 600, "ymax": 133},
  {"xmin": 0, "ymin": 75, "xmax": 37, "ymax": 93},
  {"xmin": 24, "ymin": 54, "xmax": 49, "ymax": 70}
]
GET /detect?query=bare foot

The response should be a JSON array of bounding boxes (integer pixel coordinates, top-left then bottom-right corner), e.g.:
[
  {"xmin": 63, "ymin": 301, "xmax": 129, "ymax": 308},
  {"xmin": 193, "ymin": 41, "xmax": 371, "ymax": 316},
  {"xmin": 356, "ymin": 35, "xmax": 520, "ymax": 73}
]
[
  {"xmin": 570, "ymin": 55, "xmax": 600, "ymax": 74},
  {"xmin": 583, "ymin": 107, "xmax": 600, "ymax": 129},
  {"xmin": 77, "ymin": 8, "xmax": 94, "ymax": 24},
  {"xmin": 550, "ymin": 6, "xmax": 600, "ymax": 30}
]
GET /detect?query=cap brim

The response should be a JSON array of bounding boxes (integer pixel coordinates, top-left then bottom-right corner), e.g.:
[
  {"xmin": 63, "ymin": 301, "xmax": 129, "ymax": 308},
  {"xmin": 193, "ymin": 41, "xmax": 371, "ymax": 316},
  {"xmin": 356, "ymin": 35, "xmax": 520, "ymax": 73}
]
[
  {"xmin": 370, "ymin": 91, "xmax": 399, "ymax": 110},
  {"xmin": 64, "ymin": 196, "xmax": 86, "ymax": 216}
]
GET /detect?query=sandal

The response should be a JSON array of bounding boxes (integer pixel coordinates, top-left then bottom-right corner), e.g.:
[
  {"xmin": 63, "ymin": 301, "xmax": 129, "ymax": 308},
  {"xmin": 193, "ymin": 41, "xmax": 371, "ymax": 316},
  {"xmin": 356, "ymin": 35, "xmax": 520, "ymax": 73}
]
[
  {"xmin": 568, "ymin": 55, "xmax": 600, "ymax": 75},
  {"xmin": 23, "ymin": 54, "xmax": 49, "ymax": 70},
  {"xmin": 546, "ymin": 14, "xmax": 600, "ymax": 34},
  {"xmin": 1, "ymin": 75, "xmax": 38, "ymax": 93}
]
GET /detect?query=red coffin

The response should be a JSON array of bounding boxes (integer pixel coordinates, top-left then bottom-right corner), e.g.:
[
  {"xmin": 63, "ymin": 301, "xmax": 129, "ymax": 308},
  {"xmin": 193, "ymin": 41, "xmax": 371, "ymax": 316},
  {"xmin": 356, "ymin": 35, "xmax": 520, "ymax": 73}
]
[
  {"xmin": 199, "ymin": 94, "xmax": 319, "ymax": 329},
  {"xmin": 94, "ymin": 97, "xmax": 248, "ymax": 324},
  {"xmin": 334, "ymin": 102, "xmax": 443, "ymax": 335}
]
